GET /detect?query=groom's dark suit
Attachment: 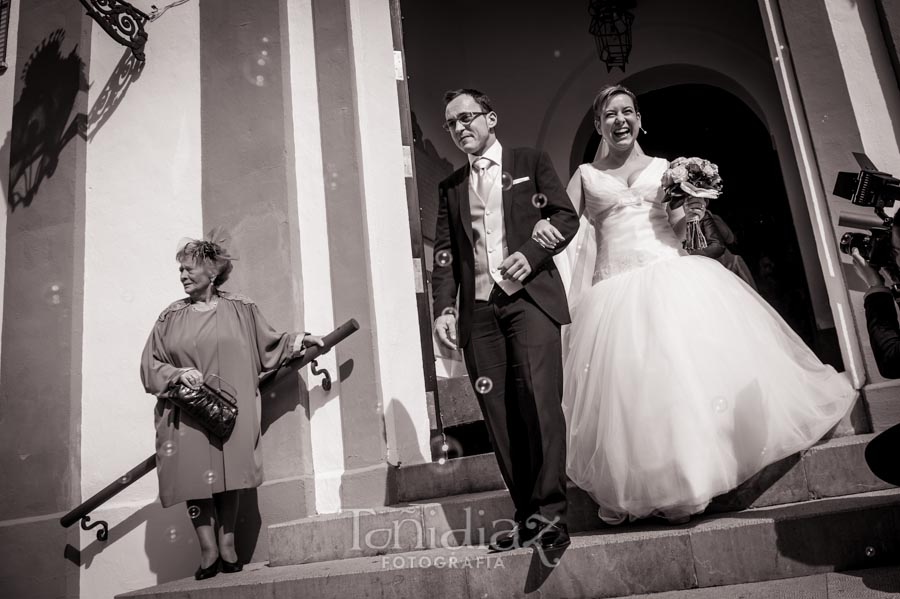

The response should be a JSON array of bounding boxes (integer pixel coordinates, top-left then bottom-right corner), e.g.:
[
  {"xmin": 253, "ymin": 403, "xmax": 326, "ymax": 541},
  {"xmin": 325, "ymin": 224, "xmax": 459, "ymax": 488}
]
[{"xmin": 432, "ymin": 145, "xmax": 579, "ymax": 528}]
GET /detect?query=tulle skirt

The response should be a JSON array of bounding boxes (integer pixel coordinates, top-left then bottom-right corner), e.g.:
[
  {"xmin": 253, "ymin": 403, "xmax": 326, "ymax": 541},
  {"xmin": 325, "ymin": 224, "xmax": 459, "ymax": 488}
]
[{"xmin": 562, "ymin": 255, "xmax": 856, "ymax": 524}]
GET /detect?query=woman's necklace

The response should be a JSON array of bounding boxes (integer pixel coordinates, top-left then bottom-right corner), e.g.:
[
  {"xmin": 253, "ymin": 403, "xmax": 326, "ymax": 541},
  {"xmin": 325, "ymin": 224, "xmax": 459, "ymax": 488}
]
[{"xmin": 191, "ymin": 295, "xmax": 219, "ymax": 312}]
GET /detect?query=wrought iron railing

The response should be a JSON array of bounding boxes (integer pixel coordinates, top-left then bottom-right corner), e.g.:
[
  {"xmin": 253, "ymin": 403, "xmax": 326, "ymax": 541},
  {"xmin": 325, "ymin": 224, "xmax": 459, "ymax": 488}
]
[{"xmin": 60, "ymin": 319, "xmax": 359, "ymax": 541}]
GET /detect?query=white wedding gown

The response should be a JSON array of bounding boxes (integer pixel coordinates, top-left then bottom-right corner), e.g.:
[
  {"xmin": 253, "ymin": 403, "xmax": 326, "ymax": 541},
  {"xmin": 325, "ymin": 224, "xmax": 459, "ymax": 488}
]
[{"xmin": 560, "ymin": 157, "xmax": 857, "ymax": 524}]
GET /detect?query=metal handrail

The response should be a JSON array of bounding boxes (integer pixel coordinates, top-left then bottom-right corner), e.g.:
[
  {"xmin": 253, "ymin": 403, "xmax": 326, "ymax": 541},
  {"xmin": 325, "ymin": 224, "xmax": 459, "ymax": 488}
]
[
  {"xmin": 60, "ymin": 319, "xmax": 359, "ymax": 541},
  {"xmin": 60, "ymin": 455, "xmax": 156, "ymax": 541}
]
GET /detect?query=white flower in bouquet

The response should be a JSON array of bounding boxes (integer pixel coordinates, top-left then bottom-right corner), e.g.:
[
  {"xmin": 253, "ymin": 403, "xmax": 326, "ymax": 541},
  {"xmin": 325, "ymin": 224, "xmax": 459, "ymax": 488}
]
[{"xmin": 661, "ymin": 156, "xmax": 725, "ymax": 250}]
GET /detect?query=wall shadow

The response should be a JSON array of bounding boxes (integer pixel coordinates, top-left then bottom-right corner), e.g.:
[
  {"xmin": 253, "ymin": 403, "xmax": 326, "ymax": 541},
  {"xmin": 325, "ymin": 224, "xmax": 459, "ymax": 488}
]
[
  {"xmin": 4, "ymin": 29, "xmax": 87, "ymax": 211},
  {"xmin": 258, "ymin": 356, "xmax": 342, "ymax": 431},
  {"xmin": 65, "ymin": 500, "xmax": 196, "ymax": 585},
  {"xmin": 3, "ymin": 33, "xmax": 144, "ymax": 211},
  {"xmin": 259, "ymin": 367, "xmax": 308, "ymax": 436},
  {"xmin": 340, "ymin": 397, "xmax": 429, "ymax": 508},
  {"xmin": 85, "ymin": 47, "xmax": 145, "ymax": 141}
]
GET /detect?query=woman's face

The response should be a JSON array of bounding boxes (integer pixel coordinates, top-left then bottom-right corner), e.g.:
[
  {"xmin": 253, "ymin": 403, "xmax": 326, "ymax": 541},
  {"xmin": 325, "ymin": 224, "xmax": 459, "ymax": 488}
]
[
  {"xmin": 595, "ymin": 93, "xmax": 641, "ymax": 153},
  {"xmin": 179, "ymin": 260, "xmax": 213, "ymax": 296}
]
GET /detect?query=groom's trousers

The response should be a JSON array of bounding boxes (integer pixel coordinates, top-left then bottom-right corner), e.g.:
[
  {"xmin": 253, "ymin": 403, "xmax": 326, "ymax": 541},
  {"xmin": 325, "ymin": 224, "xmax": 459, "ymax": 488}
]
[{"xmin": 463, "ymin": 286, "xmax": 568, "ymax": 526}]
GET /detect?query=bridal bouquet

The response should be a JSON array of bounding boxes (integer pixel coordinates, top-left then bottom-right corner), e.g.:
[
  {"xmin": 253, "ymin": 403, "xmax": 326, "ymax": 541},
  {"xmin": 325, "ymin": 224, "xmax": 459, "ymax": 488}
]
[{"xmin": 661, "ymin": 157, "xmax": 724, "ymax": 250}]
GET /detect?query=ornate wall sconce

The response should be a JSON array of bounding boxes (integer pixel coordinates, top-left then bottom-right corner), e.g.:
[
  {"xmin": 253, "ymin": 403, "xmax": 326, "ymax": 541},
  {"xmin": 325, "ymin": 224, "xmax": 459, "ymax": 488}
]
[
  {"xmin": 588, "ymin": 0, "xmax": 636, "ymax": 72},
  {"xmin": 78, "ymin": 0, "xmax": 150, "ymax": 62}
]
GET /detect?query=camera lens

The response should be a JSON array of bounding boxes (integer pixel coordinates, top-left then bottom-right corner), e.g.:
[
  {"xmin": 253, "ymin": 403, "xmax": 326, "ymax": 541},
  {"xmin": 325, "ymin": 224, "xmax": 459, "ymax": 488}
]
[{"xmin": 840, "ymin": 232, "xmax": 873, "ymax": 258}]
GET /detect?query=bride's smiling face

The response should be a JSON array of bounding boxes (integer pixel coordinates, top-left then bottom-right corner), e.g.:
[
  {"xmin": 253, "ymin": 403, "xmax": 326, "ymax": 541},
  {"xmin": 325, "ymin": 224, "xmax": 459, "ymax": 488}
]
[{"xmin": 595, "ymin": 93, "xmax": 641, "ymax": 152}]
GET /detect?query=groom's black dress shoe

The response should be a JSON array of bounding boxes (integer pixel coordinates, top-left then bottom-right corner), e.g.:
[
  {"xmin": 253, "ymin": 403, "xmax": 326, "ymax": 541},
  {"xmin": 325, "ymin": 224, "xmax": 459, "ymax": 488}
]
[
  {"xmin": 534, "ymin": 523, "xmax": 570, "ymax": 551},
  {"xmin": 488, "ymin": 523, "xmax": 533, "ymax": 552}
]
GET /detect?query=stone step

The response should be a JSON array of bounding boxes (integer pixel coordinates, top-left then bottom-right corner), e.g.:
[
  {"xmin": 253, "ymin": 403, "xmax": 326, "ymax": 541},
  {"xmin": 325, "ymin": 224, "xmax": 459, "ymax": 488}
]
[
  {"xmin": 393, "ymin": 433, "xmax": 881, "ymax": 505},
  {"xmin": 435, "ymin": 376, "xmax": 482, "ymax": 428},
  {"xmin": 119, "ymin": 489, "xmax": 900, "ymax": 599},
  {"xmin": 624, "ymin": 565, "xmax": 900, "ymax": 598},
  {"xmin": 267, "ymin": 433, "xmax": 889, "ymax": 566}
]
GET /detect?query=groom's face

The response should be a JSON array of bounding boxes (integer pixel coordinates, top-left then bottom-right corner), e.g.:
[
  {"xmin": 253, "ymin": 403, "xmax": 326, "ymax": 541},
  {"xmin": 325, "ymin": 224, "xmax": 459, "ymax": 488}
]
[{"xmin": 445, "ymin": 94, "xmax": 497, "ymax": 156}]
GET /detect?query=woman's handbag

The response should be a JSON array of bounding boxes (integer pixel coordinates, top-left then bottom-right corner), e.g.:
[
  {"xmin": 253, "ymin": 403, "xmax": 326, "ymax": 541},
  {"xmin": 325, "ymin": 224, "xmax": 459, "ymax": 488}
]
[{"xmin": 168, "ymin": 374, "xmax": 239, "ymax": 440}]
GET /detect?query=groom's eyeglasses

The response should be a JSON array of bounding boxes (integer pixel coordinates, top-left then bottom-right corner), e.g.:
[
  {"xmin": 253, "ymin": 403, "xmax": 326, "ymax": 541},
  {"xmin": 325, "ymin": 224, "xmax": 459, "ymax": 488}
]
[{"xmin": 442, "ymin": 111, "xmax": 488, "ymax": 132}]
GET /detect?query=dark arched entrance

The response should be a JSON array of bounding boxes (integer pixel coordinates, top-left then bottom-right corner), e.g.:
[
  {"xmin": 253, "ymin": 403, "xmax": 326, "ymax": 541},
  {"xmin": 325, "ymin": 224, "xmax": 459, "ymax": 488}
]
[{"xmin": 578, "ymin": 83, "xmax": 841, "ymax": 368}]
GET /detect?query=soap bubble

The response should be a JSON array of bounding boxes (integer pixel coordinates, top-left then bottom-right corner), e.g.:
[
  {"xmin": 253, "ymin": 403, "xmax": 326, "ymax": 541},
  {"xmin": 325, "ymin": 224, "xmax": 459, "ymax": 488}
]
[
  {"xmin": 188, "ymin": 505, "xmax": 201, "ymax": 520},
  {"xmin": 475, "ymin": 376, "xmax": 493, "ymax": 395},
  {"xmin": 865, "ymin": 546, "xmax": 876, "ymax": 558},
  {"xmin": 500, "ymin": 172, "xmax": 513, "ymax": 191},
  {"xmin": 532, "ymin": 193, "xmax": 548, "ymax": 208},
  {"xmin": 243, "ymin": 37, "xmax": 275, "ymax": 87},
  {"xmin": 119, "ymin": 474, "xmax": 130, "ymax": 485},
  {"xmin": 45, "ymin": 283, "xmax": 63, "ymax": 305},
  {"xmin": 435, "ymin": 250, "xmax": 453, "ymax": 267},
  {"xmin": 166, "ymin": 526, "xmax": 178, "ymax": 542},
  {"xmin": 160, "ymin": 440, "xmax": 177, "ymax": 457},
  {"xmin": 712, "ymin": 397, "xmax": 729, "ymax": 414},
  {"xmin": 430, "ymin": 434, "xmax": 463, "ymax": 474},
  {"xmin": 203, "ymin": 470, "xmax": 217, "ymax": 485}
]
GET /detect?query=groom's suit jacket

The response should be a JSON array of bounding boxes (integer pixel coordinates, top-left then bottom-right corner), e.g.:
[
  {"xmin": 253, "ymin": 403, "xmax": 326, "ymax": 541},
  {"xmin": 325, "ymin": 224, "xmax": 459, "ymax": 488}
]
[{"xmin": 432, "ymin": 146, "xmax": 580, "ymax": 348}]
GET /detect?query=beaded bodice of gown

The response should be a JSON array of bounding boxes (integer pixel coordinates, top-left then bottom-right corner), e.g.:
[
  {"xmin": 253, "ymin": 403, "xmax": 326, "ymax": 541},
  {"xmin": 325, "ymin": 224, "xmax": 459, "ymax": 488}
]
[{"xmin": 580, "ymin": 157, "xmax": 685, "ymax": 281}]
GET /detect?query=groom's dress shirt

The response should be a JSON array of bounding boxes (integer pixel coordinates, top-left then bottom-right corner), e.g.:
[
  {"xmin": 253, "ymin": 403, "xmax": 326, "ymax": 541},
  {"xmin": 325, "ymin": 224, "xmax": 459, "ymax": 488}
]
[{"xmin": 468, "ymin": 141, "xmax": 522, "ymax": 300}]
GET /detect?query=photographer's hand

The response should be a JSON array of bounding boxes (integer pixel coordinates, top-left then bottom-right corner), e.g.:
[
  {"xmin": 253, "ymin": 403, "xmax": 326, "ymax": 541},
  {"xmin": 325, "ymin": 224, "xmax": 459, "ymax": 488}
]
[{"xmin": 851, "ymin": 248, "xmax": 886, "ymax": 288}]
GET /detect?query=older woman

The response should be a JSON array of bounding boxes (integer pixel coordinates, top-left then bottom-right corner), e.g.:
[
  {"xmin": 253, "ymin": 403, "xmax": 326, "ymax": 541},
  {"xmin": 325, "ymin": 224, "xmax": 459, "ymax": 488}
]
[{"xmin": 141, "ymin": 235, "xmax": 322, "ymax": 580}]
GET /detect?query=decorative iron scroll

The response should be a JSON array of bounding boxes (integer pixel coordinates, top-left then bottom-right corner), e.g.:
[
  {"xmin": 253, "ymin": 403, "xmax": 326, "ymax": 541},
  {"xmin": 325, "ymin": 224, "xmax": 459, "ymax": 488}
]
[
  {"xmin": 78, "ymin": 0, "xmax": 149, "ymax": 62},
  {"xmin": 80, "ymin": 515, "xmax": 109, "ymax": 542}
]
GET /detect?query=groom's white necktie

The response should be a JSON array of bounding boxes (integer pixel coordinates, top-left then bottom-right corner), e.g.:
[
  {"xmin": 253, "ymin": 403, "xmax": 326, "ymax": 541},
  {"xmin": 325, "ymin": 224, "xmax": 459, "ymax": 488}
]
[{"xmin": 472, "ymin": 156, "xmax": 494, "ymax": 203}]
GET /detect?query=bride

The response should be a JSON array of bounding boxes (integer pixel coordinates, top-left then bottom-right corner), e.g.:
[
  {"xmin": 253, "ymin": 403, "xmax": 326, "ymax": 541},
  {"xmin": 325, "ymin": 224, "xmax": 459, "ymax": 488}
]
[{"xmin": 533, "ymin": 85, "xmax": 857, "ymax": 525}]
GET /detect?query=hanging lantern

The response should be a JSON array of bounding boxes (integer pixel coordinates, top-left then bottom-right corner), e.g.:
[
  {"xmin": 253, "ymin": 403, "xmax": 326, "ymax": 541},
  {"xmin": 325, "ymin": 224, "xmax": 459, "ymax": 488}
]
[{"xmin": 588, "ymin": 0, "xmax": 636, "ymax": 72}]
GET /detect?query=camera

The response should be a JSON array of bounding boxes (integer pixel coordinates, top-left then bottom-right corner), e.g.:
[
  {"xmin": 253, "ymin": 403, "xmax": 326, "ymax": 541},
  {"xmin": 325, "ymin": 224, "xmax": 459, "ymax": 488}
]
[{"xmin": 834, "ymin": 152, "xmax": 899, "ymax": 268}]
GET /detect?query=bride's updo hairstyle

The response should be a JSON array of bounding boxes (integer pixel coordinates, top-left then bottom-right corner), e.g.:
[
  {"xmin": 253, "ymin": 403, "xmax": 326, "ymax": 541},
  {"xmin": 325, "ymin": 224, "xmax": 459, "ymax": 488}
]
[
  {"xmin": 592, "ymin": 84, "xmax": 640, "ymax": 117},
  {"xmin": 176, "ymin": 236, "xmax": 234, "ymax": 286}
]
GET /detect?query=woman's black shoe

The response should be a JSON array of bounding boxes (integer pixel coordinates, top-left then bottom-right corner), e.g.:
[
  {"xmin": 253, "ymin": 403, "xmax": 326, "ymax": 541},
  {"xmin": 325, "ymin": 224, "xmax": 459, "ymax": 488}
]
[
  {"xmin": 194, "ymin": 557, "xmax": 220, "ymax": 580},
  {"xmin": 221, "ymin": 559, "xmax": 243, "ymax": 573}
]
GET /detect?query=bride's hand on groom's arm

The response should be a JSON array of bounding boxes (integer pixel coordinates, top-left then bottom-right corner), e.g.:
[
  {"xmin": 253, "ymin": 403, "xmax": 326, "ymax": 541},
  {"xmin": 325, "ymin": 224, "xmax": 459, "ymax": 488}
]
[{"xmin": 532, "ymin": 219, "xmax": 564, "ymax": 250}]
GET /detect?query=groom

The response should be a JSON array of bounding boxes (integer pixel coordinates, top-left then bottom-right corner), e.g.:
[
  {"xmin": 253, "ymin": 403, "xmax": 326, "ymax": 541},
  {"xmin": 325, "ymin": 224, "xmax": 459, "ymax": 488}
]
[{"xmin": 432, "ymin": 88, "xmax": 579, "ymax": 552}]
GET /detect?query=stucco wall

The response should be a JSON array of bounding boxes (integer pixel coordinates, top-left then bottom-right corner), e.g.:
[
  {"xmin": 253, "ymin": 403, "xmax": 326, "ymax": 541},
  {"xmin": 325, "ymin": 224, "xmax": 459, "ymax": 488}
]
[
  {"xmin": 0, "ymin": 0, "xmax": 87, "ymax": 597},
  {"xmin": 78, "ymin": 2, "xmax": 204, "ymax": 598}
]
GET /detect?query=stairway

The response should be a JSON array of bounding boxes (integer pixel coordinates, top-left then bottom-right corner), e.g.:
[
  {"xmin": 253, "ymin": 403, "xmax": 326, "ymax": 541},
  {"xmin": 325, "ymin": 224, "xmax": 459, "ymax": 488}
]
[{"xmin": 118, "ymin": 434, "xmax": 900, "ymax": 599}]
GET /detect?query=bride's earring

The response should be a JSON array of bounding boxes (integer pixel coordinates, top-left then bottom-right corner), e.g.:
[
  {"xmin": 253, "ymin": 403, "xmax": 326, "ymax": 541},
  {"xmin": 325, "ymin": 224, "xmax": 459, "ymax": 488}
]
[{"xmin": 640, "ymin": 126, "xmax": 648, "ymax": 135}]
